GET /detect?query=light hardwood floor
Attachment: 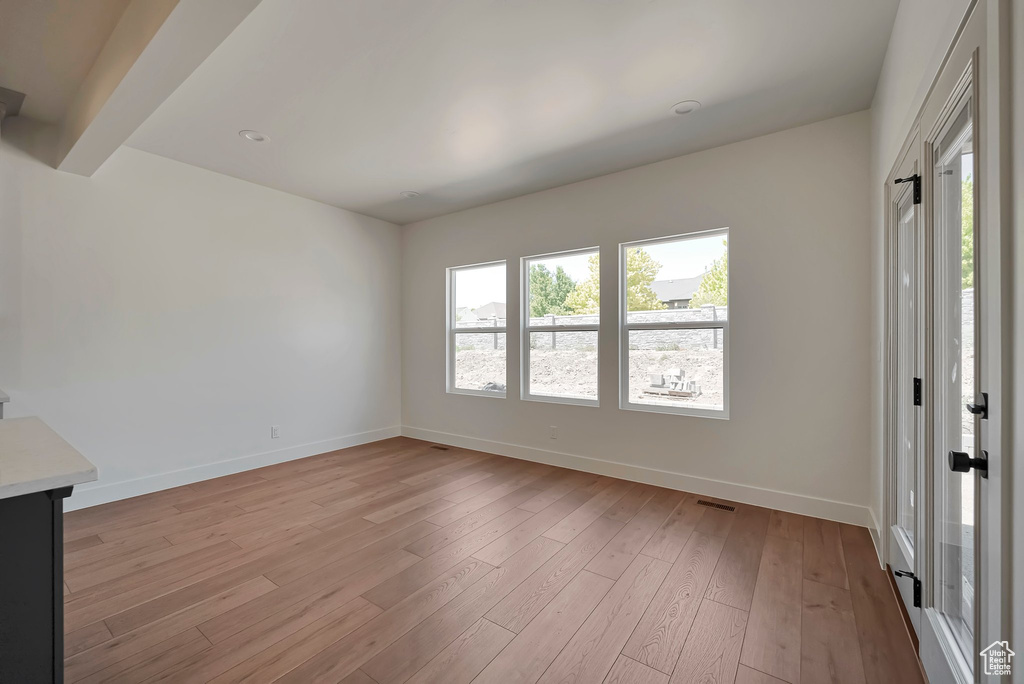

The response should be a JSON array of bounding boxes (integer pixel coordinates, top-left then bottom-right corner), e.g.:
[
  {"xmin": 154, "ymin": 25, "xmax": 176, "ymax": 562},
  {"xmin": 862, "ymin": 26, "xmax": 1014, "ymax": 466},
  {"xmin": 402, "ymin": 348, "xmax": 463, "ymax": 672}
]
[{"xmin": 62, "ymin": 437, "xmax": 924, "ymax": 683}]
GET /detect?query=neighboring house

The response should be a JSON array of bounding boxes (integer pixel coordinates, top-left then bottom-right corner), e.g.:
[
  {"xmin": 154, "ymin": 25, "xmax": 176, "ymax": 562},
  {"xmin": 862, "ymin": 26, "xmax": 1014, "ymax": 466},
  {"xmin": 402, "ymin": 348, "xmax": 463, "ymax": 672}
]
[
  {"xmin": 650, "ymin": 274, "xmax": 706, "ymax": 309},
  {"xmin": 455, "ymin": 307, "xmax": 479, "ymax": 323},
  {"xmin": 472, "ymin": 302, "xmax": 507, "ymax": 321}
]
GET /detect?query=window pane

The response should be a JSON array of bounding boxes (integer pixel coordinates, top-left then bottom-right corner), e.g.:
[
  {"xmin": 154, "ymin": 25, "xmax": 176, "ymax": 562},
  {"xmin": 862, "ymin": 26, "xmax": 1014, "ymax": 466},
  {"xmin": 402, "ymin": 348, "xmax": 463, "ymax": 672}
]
[
  {"xmin": 626, "ymin": 233, "xmax": 727, "ymax": 324},
  {"xmin": 627, "ymin": 329, "xmax": 723, "ymax": 411},
  {"xmin": 454, "ymin": 332, "xmax": 506, "ymax": 393},
  {"xmin": 454, "ymin": 263, "xmax": 506, "ymax": 329},
  {"xmin": 525, "ymin": 250, "xmax": 598, "ymax": 322},
  {"xmin": 895, "ymin": 194, "xmax": 918, "ymax": 548},
  {"xmin": 528, "ymin": 331, "xmax": 598, "ymax": 401},
  {"xmin": 933, "ymin": 101, "xmax": 974, "ymax": 662}
]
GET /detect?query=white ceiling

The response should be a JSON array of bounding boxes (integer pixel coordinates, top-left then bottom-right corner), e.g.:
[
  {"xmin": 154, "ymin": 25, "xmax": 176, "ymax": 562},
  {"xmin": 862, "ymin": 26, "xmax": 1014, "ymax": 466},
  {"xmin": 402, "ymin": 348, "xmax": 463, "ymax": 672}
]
[
  {"xmin": 127, "ymin": 0, "xmax": 898, "ymax": 225},
  {"xmin": 0, "ymin": 0, "xmax": 130, "ymax": 122}
]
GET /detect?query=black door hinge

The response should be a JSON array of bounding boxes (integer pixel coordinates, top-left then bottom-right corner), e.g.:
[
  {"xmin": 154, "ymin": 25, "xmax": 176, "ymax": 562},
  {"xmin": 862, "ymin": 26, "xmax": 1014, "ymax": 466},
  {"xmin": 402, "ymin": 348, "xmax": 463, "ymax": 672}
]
[
  {"xmin": 913, "ymin": 378, "xmax": 921, "ymax": 406},
  {"xmin": 894, "ymin": 570, "xmax": 921, "ymax": 607},
  {"xmin": 895, "ymin": 174, "xmax": 921, "ymax": 204}
]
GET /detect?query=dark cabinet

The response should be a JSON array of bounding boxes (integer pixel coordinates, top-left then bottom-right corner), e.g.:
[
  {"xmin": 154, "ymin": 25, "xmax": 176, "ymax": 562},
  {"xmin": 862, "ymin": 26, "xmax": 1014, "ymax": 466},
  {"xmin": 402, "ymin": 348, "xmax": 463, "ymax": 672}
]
[{"xmin": 0, "ymin": 486, "xmax": 72, "ymax": 683}]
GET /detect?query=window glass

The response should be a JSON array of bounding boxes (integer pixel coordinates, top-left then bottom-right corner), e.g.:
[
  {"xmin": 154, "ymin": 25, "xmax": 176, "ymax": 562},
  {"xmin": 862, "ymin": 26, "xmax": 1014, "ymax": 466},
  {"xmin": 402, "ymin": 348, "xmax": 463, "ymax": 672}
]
[
  {"xmin": 626, "ymin": 330, "xmax": 724, "ymax": 411},
  {"xmin": 621, "ymin": 231, "xmax": 728, "ymax": 417},
  {"xmin": 453, "ymin": 263, "xmax": 506, "ymax": 330},
  {"xmin": 523, "ymin": 249, "xmax": 599, "ymax": 404},
  {"xmin": 448, "ymin": 262, "xmax": 506, "ymax": 396},
  {"xmin": 625, "ymin": 233, "xmax": 728, "ymax": 322},
  {"xmin": 527, "ymin": 251, "xmax": 598, "ymax": 321},
  {"xmin": 528, "ymin": 331, "xmax": 598, "ymax": 401},
  {"xmin": 453, "ymin": 333, "xmax": 506, "ymax": 393}
]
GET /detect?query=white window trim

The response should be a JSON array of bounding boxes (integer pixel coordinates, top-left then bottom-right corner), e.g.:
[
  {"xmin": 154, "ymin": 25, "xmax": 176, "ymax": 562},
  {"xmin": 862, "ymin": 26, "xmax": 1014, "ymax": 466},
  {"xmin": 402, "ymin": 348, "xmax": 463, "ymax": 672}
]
[
  {"xmin": 618, "ymin": 228, "xmax": 730, "ymax": 419},
  {"xmin": 446, "ymin": 260, "xmax": 507, "ymax": 398},
  {"xmin": 521, "ymin": 246, "xmax": 600, "ymax": 407}
]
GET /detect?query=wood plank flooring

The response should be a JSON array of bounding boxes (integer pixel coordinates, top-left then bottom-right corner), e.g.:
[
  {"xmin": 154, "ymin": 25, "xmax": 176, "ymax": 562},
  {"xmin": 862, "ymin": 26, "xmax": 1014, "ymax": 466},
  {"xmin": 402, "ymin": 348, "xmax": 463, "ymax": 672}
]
[{"xmin": 62, "ymin": 437, "xmax": 924, "ymax": 683}]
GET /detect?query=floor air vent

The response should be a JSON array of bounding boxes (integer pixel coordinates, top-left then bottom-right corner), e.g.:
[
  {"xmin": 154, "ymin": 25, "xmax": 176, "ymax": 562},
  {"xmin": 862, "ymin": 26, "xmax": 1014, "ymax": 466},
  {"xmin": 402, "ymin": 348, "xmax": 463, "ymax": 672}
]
[
  {"xmin": 696, "ymin": 499, "xmax": 736, "ymax": 512},
  {"xmin": 429, "ymin": 445, "xmax": 450, "ymax": 451}
]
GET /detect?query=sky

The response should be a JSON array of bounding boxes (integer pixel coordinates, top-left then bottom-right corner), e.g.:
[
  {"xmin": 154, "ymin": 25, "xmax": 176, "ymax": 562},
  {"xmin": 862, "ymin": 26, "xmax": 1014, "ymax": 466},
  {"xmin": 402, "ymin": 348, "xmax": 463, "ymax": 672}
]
[
  {"xmin": 454, "ymin": 233, "xmax": 728, "ymax": 310},
  {"xmin": 454, "ymin": 263, "xmax": 507, "ymax": 310}
]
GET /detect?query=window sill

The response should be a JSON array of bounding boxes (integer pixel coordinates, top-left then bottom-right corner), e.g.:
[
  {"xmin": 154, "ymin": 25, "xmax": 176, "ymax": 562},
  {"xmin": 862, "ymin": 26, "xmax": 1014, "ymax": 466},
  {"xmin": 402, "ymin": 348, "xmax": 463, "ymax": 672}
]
[
  {"xmin": 619, "ymin": 401, "xmax": 729, "ymax": 420},
  {"xmin": 521, "ymin": 393, "xmax": 599, "ymax": 408},
  {"xmin": 447, "ymin": 388, "xmax": 506, "ymax": 399}
]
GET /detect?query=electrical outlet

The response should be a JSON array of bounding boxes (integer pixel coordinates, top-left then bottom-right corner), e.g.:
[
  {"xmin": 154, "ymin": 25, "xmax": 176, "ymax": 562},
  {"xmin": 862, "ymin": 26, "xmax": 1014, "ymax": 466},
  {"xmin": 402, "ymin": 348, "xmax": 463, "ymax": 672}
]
[
  {"xmin": 271, "ymin": 425, "xmax": 280, "ymax": 439},
  {"xmin": 549, "ymin": 426, "xmax": 558, "ymax": 440}
]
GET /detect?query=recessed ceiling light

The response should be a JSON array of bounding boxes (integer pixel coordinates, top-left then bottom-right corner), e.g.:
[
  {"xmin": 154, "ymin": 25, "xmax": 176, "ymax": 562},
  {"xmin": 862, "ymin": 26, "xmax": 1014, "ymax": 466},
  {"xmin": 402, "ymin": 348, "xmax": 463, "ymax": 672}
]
[
  {"xmin": 239, "ymin": 129, "xmax": 269, "ymax": 142},
  {"xmin": 400, "ymin": 191, "xmax": 421, "ymax": 199},
  {"xmin": 670, "ymin": 100, "xmax": 701, "ymax": 116}
]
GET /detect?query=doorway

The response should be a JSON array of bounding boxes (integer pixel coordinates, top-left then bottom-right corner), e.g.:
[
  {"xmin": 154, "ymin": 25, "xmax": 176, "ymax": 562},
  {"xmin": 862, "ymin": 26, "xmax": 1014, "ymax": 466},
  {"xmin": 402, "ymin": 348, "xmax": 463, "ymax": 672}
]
[{"xmin": 883, "ymin": 1, "xmax": 1010, "ymax": 682}]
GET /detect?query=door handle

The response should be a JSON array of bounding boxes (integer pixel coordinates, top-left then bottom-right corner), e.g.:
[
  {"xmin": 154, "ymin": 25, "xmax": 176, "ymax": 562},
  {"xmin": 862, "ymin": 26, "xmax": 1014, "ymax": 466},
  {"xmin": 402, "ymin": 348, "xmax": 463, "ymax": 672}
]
[
  {"xmin": 966, "ymin": 392, "xmax": 988, "ymax": 419},
  {"xmin": 893, "ymin": 570, "xmax": 921, "ymax": 607},
  {"xmin": 948, "ymin": 450, "xmax": 988, "ymax": 478}
]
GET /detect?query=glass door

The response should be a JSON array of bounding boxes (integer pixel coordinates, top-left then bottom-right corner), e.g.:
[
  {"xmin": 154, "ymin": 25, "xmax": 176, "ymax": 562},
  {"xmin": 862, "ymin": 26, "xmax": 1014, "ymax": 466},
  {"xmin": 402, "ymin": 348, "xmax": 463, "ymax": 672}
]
[
  {"xmin": 932, "ymin": 97, "xmax": 978, "ymax": 671},
  {"xmin": 888, "ymin": 155, "xmax": 923, "ymax": 636},
  {"xmin": 896, "ymin": 194, "xmax": 920, "ymax": 547},
  {"xmin": 886, "ymin": 2, "xmax": 1008, "ymax": 681}
]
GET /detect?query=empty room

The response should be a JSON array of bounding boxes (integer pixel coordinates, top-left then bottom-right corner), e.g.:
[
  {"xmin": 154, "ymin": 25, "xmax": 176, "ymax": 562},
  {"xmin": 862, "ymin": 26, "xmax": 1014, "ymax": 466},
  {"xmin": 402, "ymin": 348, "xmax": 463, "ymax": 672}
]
[{"xmin": 1, "ymin": 0, "xmax": 1020, "ymax": 682}]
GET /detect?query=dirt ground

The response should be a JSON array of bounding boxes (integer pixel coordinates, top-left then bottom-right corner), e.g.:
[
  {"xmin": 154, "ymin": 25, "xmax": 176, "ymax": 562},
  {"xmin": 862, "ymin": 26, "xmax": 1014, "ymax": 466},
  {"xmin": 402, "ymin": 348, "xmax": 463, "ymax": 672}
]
[
  {"xmin": 626, "ymin": 348, "xmax": 724, "ymax": 409},
  {"xmin": 455, "ymin": 347, "xmax": 724, "ymax": 409}
]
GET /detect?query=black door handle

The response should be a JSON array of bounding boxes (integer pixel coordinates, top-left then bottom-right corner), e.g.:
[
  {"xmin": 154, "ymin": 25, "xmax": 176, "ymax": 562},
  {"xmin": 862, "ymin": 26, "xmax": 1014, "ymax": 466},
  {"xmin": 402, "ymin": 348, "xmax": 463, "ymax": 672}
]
[
  {"xmin": 966, "ymin": 392, "xmax": 988, "ymax": 419},
  {"xmin": 949, "ymin": 450, "xmax": 988, "ymax": 478}
]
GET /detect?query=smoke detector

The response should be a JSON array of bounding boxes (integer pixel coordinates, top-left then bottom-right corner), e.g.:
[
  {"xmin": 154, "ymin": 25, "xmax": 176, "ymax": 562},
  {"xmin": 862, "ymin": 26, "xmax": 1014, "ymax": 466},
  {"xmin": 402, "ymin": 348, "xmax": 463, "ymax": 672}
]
[
  {"xmin": 239, "ymin": 129, "xmax": 269, "ymax": 143},
  {"xmin": 670, "ymin": 100, "xmax": 701, "ymax": 116}
]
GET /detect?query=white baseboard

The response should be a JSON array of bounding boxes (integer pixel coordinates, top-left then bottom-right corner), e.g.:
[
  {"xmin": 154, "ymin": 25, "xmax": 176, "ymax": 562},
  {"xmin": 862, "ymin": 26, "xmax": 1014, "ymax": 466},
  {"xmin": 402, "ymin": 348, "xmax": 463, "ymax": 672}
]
[
  {"xmin": 868, "ymin": 507, "xmax": 885, "ymax": 567},
  {"xmin": 402, "ymin": 426, "xmax": 874, "ymax": 528},
  {"xmin": 66, "ymin": 423, "xmax": 874, "ymax": 530},
  {"xmin": 64, "ymin": 426, "xmax": 402, "ymax": 511}
]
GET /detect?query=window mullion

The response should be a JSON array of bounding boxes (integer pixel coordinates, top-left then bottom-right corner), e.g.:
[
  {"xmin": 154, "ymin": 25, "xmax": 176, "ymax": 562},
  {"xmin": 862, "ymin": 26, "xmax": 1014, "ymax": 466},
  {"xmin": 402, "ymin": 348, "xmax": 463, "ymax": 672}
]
[
  {"xmin": 623, "ymin": 321, "xmax": 727, "ymax": 332},
  {"xmin": 525, "ymin": 324, "xmax": 599, "ymax": 333},
  {"xmin": 454, "ymin": 326, "xmax": 508, "ymax": 334}
]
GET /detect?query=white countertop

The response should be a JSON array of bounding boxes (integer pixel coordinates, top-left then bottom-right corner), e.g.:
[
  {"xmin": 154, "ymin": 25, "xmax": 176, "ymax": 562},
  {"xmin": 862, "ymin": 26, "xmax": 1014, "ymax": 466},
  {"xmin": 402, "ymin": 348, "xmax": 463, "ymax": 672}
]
[{"xmin": 0, "ymin": 417, "xmax": 97, "ymax": 500}]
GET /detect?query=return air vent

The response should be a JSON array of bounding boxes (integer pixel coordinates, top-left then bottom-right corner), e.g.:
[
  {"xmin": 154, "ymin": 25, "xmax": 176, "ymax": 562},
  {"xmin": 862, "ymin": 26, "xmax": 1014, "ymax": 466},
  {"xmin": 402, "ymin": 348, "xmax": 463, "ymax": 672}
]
[
  {"xmin": 429, "ymin": 445, "xmax": 450, "ymax": 451},
  {"xmin": 696, "ymin": 499, "xmax": 735, "ymax": 512}
]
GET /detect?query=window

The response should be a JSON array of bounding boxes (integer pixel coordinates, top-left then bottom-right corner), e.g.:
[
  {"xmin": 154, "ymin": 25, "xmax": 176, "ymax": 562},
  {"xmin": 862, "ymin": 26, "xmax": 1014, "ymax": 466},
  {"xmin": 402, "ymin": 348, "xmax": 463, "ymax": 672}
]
[
  {"xmin": 447, "ymin": 261, "xmax": 506, "ymax": 397},
  {"xmin": 522, "ymin": 247, "xmax": 599, "ymax": 405},
  {"xmin": 619, "ymin": 229, "xmax": 729, "ymax": 417}
]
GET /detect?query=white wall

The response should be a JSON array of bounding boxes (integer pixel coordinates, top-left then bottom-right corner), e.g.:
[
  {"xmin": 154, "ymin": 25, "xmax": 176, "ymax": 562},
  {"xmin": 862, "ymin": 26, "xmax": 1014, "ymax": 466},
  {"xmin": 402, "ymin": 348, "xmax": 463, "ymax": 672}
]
[
  {"xmin": 0, "ymin": 118, "xmax": 402, "ymax": 509},
  {"xmin": 867, "ymin": 0, "xmax": 971, "ymax": 537},
  {"xmin": 401, "ymin": 112, "xmax": 873, "ymax": 525}
]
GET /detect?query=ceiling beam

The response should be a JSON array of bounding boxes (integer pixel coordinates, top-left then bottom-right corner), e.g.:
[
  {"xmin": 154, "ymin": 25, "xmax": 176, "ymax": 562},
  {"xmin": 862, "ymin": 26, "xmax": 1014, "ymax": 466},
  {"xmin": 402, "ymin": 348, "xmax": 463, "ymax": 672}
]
[{"xmin": 56, "ymin": 0, "xmax": 261, "ymax": 175}]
